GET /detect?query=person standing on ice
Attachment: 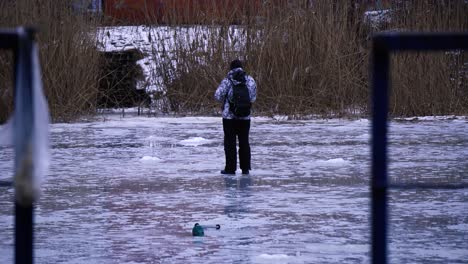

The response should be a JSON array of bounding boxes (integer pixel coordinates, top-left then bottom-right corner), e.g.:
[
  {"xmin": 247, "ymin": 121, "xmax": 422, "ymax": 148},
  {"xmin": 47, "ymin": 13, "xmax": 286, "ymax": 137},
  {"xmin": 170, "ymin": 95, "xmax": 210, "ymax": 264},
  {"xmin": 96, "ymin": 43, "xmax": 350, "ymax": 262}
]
[{"xmin": 215, "ymin": 59, "xmax": 257, "ymax": 175}]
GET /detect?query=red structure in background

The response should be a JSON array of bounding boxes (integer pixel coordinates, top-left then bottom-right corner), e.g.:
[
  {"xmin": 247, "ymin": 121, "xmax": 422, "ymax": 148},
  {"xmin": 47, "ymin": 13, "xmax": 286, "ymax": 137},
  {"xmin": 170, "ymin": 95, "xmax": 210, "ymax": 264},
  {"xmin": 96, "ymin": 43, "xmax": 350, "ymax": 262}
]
[
  {"xmin": 103, "ymin": 0, "xmax": 262, "ymax": 24},
  {"xmin": 103, "ymin": 0, "xmax": 163, "ymax": 24},
  {"xmin": 161, "ymin": 0, "xmax": 262, "ymax": 24},
  {"xmin": 103, "ymin": 0, "xmax": 391, "ymax": 25}
]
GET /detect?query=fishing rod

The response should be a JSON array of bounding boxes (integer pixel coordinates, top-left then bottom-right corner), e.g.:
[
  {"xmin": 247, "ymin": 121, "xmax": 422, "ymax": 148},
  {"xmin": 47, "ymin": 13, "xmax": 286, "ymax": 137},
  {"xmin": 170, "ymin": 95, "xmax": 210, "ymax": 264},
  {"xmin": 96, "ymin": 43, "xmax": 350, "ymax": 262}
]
[{"xmin": 192, "ymin": 223, "xmax": 221, "ymax": 236}]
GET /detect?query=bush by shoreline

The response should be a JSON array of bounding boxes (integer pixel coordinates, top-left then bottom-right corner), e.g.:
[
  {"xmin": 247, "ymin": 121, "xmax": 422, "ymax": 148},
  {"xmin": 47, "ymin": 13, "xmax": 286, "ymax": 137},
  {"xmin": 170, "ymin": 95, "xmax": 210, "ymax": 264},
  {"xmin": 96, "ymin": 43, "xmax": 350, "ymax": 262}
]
[{"xmin": 0, "ymin": 0, "xmax": 466, "ymax": 123}]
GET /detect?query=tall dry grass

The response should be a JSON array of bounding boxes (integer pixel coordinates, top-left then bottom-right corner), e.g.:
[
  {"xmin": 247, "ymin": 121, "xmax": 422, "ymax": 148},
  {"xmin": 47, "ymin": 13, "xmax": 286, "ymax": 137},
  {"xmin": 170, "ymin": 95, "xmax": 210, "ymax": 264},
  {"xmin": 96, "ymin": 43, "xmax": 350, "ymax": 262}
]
[
  {"xmin": 1, "ymin": 0, "xmax": 466, "ymax": 121},
  {"xmin": 156, "ymin": 0, "xmax": 369, "ymax": 117},
  {"xmin": 389, "ymin": 1, "xmax": 468, "ymax": 116},
  {"xmin": 248, "ymin": 1, "xmax": 369, "ymax": 116},
  {"xmin": 0, "ymin": 50, "xmax": 13, "ymax": 123},
  {"xmin": 155, "ymin": 0, "xmax": 467, "ymax": 117},
  {"xmin": 0, "ymin": 0, "xmax": 101, "ymax": 122}
]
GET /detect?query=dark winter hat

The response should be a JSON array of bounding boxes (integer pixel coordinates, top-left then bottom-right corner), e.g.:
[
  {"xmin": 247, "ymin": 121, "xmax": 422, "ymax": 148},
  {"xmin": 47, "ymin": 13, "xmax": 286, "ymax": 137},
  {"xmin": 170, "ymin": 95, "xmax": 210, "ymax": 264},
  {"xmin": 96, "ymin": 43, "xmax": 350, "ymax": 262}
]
[{"xmin": 230, "ymin": 59, "xmax": 243, "ymax": 70}]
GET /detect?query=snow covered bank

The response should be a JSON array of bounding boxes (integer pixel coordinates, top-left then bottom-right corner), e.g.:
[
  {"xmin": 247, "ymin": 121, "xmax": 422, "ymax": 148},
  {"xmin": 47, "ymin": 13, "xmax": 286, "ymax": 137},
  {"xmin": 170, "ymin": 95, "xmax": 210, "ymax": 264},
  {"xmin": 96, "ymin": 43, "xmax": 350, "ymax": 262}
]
[{"xmin": 97, "ymin": 25, "xmax": 247, "ymax": 93}]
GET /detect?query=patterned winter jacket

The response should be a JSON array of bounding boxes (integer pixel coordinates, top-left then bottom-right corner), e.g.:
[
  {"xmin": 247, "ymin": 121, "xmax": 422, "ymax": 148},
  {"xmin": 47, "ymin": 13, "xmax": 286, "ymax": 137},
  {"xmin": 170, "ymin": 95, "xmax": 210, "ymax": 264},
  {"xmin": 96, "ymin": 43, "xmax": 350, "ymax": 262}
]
[{"xmin": 215, "ymin": 67, "xmax": 257, "ymax": 120}]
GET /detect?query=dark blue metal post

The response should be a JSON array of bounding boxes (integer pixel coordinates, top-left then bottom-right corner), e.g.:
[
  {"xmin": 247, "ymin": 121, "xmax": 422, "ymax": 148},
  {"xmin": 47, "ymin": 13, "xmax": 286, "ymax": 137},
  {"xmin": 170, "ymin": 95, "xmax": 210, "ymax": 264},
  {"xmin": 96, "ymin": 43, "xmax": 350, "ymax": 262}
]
[
  {"xmin": 0, "ymin": 27, "xmax": 37, "ymax": 264},
  {"xmin": 14, "ymin": 28, "xmax": 36, "ymax": 264},
  {"xmin": 371, "ymin": 32, "xmax": 468, "ymax": 264},
  {"xmin": 371, "ymin": 36, "xmax": 389, "ymax": 264}
]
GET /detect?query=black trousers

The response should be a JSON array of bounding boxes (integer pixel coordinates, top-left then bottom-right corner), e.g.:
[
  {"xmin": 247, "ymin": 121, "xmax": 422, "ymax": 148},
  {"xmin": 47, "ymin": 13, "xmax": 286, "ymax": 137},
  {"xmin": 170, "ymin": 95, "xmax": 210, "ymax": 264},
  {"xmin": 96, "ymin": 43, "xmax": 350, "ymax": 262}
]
[{"xmin": 223, "ymin": 118, "xmax": 251, "ymax": 172}]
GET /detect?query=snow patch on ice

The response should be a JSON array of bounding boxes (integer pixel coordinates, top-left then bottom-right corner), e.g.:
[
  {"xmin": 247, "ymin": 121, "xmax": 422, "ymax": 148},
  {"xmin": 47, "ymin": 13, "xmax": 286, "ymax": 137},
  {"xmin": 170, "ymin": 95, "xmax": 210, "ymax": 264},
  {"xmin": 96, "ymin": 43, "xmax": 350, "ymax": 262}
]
[
  {"xmin": 356, "ymin": 133, "xmax": 370, "ymax": 141},
  {"xmin": 258, "ymin": 253, "xmax": 289, "ymax": 259},
  {"xmin": 316, "ymin": 158, "xmax": 351, "ymax": 166},
  {"xmin": 395, "ymin": 115, "xmax": 467, "ymax": 121},
  {"xmin": 254, "ymin": 253, "xmax": 291, "ymax": 263},
  {"xmin": 447, "ymin": 223, "xmax": 468, "ymax": 232},
  {"xmin": 180, "ymin": 137, "xmax": 211, "ymax": 146},
  {"xmin": 140, "ymin": 156, "xmax": 161, "ymax": 162}
]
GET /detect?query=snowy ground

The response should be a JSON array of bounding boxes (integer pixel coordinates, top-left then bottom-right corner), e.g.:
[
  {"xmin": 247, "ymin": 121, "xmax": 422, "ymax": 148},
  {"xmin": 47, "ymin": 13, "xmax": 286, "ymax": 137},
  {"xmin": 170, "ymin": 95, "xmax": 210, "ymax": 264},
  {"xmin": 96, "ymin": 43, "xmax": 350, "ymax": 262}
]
[
  {"xmin": 97, "ymin": 25, "xmax": 246, "ymax": 93},
  {"xmin": 0, "ymin": 115, "xmax": 467, "ymax": 263}
]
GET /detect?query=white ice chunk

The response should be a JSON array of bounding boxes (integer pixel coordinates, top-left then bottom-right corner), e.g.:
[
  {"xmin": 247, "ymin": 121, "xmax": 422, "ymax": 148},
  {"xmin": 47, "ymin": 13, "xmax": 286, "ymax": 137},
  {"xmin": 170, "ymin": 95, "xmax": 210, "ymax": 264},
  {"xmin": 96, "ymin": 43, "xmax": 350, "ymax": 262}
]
[
  {"xmin": 316, "ymin": 158, "xmax": 350, "ymax": 166},
  {"xmin": 254, "ymin": 253, "xmax": 290, "ymax": 263},
  {"xmin": 180, "ymin": 137, "xmax": 211, "ymax": 146},
  {"xmin": 140, "ymin": 156, "xmax": 162, "ymax": 162}
]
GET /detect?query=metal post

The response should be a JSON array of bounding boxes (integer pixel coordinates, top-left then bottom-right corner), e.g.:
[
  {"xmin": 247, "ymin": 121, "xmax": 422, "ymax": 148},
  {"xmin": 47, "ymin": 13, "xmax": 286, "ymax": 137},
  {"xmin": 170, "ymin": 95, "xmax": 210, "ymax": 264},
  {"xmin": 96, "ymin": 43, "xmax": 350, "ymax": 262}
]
[
  {"xmin": 371, "ymin": 36, "xmax": 389, "ymax": 264},
  {"xmin": 13, "ymin": 27, "xmax": 36, "ymax": 264},
  {"xmin": 15, "ymin": 204, "xmax": 34, "ymax": 264},
  {"xmin": 370, "ymin": 32, "xmax": 468, "ymax": 264}
]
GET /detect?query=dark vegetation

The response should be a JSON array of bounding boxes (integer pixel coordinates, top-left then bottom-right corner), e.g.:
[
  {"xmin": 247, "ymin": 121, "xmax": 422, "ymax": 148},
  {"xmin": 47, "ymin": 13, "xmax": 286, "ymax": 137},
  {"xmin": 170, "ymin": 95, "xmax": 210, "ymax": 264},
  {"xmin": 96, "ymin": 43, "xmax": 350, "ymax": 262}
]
[
  {"xmin": 98, "ymin": 49, "xmax": 150, "ymax": 109},
  {"xmin": 158, "ymin": 0, "xmax": 467, "ymax": 117},
  {"xmin": 0, "ymin": 0, "xmax": 466, "ymax": 123},
  {"xmin": 0, "ymin": 0, "xmax": 101, "ymax": 122}
]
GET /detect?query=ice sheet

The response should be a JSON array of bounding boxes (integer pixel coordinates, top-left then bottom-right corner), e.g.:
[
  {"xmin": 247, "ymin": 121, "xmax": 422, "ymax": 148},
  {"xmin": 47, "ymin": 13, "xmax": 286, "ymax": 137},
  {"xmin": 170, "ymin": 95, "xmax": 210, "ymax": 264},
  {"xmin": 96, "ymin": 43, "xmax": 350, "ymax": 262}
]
[{"xmin": 0, "ymin": 115, "xmax": 467, "ymax": 263}]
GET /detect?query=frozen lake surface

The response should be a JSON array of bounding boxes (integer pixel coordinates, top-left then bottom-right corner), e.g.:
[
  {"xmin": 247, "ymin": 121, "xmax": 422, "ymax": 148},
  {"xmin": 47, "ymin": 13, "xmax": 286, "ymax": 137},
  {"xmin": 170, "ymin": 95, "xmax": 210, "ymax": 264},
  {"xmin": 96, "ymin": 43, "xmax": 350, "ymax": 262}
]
[{"xmin": 1, "ymin": 115, "xmax": 467, "ymax": 263}]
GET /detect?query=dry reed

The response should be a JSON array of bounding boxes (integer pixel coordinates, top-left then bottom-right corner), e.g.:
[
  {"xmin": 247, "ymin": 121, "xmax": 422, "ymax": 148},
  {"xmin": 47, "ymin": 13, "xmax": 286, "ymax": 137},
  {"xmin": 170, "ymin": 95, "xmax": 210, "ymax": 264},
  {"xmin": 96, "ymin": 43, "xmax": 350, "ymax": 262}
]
[
  {"xmin": 1, "ymin": 0, "xmax": 467, "ymax": 122},
  {"xmin": 0, "ymin": 0, "xmax": 102, "ymax": 122},
  {"xmin": 389, "ymin": 1, "xmax": 468, "ymax": 116},
  {"xmin": 155, "ymin": 0, "xmax": 467, "ymax": 117}
]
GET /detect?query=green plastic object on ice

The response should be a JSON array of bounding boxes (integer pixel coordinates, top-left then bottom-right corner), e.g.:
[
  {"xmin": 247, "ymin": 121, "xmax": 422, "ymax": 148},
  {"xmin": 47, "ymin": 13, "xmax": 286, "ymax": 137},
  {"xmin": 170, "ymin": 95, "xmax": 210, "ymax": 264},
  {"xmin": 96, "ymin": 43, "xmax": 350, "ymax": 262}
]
[{"xmin": 192, "ymin": 223, "xmax": 204, "ymax": 236}]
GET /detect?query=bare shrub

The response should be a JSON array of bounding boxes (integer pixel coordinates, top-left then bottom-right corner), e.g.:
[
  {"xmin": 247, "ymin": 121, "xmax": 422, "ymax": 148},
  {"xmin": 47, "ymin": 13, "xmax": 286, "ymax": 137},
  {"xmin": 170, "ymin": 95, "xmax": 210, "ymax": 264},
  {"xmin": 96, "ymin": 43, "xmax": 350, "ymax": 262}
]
[
  {"xmin": 0, "ymin": 0, "xmax": 101, "ymax": 122},
  {"xmin": 389, "ymin": 1, "xmax": 468, "ymax": 116},
  {"xmin": 157, "ymin": 0, "xmax": 467, "ymax": 117},
  {"xmin": 151, "ymin": 24, "xmax": 244, "ymax": 115},
  {"xmin": 165, "ymin": 63, "xmax": 221, "ymax": 114},
  {"xmin": 248, "ymin": 1, "xmax": 368, "ymax": 116},
  {"xmin": 158, "ymin": 0, "xmax": 369, "ymax": 117},
  {"xmin": 3, "ymin": 0, "xmax": 464, "ymax": 121},
  {"xmin": 0, "ymin": 50, "xmax": 14, "ymax": 123}
]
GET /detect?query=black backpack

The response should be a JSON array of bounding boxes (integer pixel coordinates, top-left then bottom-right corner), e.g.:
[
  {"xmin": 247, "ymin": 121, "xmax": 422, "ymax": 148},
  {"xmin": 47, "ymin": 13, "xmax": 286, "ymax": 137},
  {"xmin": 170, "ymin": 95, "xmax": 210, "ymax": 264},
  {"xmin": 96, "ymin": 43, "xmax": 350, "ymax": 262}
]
[{"xmin": 228, "ymin": 76, "xmax": 251, "ymax": 117}]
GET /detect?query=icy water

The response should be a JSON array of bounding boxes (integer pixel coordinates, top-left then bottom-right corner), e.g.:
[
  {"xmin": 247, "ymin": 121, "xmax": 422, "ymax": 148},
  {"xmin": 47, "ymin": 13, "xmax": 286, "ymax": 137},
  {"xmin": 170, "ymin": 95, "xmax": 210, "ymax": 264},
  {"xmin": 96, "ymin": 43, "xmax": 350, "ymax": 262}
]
[{"xmin": 1, "ymin": 116, "xmax": 467, "ymax": 263}]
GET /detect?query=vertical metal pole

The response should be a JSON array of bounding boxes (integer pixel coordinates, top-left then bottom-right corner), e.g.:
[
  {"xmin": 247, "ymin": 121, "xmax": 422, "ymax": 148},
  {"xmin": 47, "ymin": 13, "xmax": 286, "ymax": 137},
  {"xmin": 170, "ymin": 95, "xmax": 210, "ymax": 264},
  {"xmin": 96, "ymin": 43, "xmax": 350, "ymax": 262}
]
[
  {"xmin": 15, "ymin": 204, "xmax": 34, "ymax": 264},
  {"xmin": 371, "ymin": 37, "xmax": 389, "ymax": 264},
  {"xmin": 14, "ymin": 27, "xmax": 35, "ymax": 264}
]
